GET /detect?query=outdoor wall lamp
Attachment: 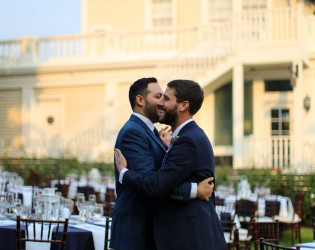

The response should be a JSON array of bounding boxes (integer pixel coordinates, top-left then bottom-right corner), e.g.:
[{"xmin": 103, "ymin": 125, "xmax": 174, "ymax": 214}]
[{"xmin": 304, "ymin": 95, "xmax": 311, "ymax": 112}]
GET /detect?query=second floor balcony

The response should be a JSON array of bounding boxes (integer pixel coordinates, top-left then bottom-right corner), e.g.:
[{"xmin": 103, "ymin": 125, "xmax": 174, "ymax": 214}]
[{"xmin": 0, "ymin": 7, "xmax": 315, "ymax": 70}]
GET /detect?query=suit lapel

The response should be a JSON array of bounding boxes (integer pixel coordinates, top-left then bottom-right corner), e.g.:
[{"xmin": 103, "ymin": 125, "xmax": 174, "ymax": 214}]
[
  {"xmin": 130, "ymin": 115, "xmax": 166, "ymax": 152},
  {"xmin": 161, "ymin": 121, "xmax": 198, "ymax": 168}
]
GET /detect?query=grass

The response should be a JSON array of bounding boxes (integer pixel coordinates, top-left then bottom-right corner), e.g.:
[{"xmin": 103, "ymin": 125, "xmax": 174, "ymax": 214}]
[{"xmin": 279, "ymin": 226, "xmax": 314, "ymax": 247}]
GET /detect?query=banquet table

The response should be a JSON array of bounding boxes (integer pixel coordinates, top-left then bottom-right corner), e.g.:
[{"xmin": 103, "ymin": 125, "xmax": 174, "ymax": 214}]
[
  {"xmin": 295, "ymin": 241, "xmax": 315, "ymax": 249},
  {"xmin": 219, "ymin": 194, "xmax": 294, "ymax": 218},
  {"xmin": 0, "ymin": 216, "xmax": 108, "ymax": 250},
  {"xmin": 51, "ymin": 180, "xmax": 115, "ymax": 201}
]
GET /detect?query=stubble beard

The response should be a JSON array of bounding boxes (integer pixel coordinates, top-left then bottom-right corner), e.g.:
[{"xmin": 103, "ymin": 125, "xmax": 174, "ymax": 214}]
[
  {"xmin": 159, "ymin": 105, "xmax": 178, "ymax": 128},
  {"xmin": 144, "ymin": 100, "xmax": 160, "ymax": 123}
]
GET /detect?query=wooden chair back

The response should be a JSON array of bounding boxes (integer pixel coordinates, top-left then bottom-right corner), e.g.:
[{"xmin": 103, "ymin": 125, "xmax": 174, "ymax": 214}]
[
  {"xmin": 234, "ymin": 228, "xmax": 240, "ymax": 250},
  {"xmin": 259, "ymin": 238, "xmax": 300, "ymax": 250},
  {"xmin": 104, "ymin": 216, "xmax": 112, "ymax": 250},
  {"xmin": 264, "ymin": 199, "xmax": 278, "ymax": 218},
  {"xmin": 293, "ymin": 192, "xmax": 305, "ymax": 220},
  {"xmin": 16, "ymin": 216, "xmax": 69, "ymax": 250},
  {"xmin": 235, "ymin": 199, "xmax": 257, "ymax": 227},
  {"xmin": 104, "ymin": 202, "xmax": 115, "ymax": 217},
  {"xmin": 215, "ymin": 196, "xmax": 225, "ymax": 206},
  {"xmin": 311, "ymin": 202, "xmax": 315, "ymax": 240},
  {"xmin": 105, "ymin": 188, "xmax": 116, "ymax": 203},
  {"xmin": 55, "ymin": 182, "xmax": 70, "ymax": 198},
  {"xmin": 253, "ymin": 219, "xmax": 279, "ymax": 250}
]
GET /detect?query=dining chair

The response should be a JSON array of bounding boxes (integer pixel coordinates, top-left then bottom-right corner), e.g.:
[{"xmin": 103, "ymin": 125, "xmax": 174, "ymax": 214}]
[
  {"xmin": 77, "ymin": 186, "xmax": 94, "ymax": 201},
  {"xmin": 55, "ymin": 182, "xmax": 70, "ymax": 198},
  {"xmin": 27, "ymin": 169, "xmax": 41, "ymax": 187},
  {"xmin": 253, "ymin": 219, "xmax": 279, "ymax": 250},
  {"xmin": 105, "ymin": 187, "xmax": 116, "ymax": 203},
  {"xmin": 235, "ymin": 199, "xmax": 258, "ymax": 228},
  {"xmin": 259, "ymin": 238, "xmax": 300, "ymax": 250},
  {"xmin": 104, "ymin": 202, "xmax": 115, "ymax": 217},
  {"xmin": 104, "ymin": 216, "xmax": 112, "ymax": 250},
  {"xmin": 16, "ymin": 215, "xmax": 69, "ymax": 250},
  {"xmin": 277, "ymin": 191, "xmax": 305, "ymax": 245},
  {"xmin": 220, "ymin": 212, "xmax": 235, "ymax": 248},
  {"xmin": 234, "ymin": 227, "xmax": 240, "ymax": 250},
  {"xmin": 215, "ymin": 196, "xmax": 225, "ymax": 206},
  {"xmin": 311, "ymin": 202, "xmax": 315, "ymax": 240}
]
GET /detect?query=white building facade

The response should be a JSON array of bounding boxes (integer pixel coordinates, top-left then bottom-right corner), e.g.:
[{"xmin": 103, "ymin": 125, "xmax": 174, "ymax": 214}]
[{"xmin": 0, "ymin": 0, "xmax": 315, "ymax": 172}]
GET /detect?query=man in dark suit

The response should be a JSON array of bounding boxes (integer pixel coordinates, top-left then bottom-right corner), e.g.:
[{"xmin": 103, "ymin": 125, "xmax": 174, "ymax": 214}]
[
  {"xmin": 115, "ymin": 79, "xmax": 227, "ymax": 250},
  {"xmin": 110, "ymin": 78, "xmax": 214, "ymax": 250}
]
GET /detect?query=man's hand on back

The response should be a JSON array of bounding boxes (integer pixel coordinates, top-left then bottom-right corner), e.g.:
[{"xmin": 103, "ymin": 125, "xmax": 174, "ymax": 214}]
[
  {"xmin": 197, "ymin": 177, "xmax": 214, "ymax": 201},
  {"xmin": 114, "ymin": 148, "xmax": 127, "ymax": 173}
]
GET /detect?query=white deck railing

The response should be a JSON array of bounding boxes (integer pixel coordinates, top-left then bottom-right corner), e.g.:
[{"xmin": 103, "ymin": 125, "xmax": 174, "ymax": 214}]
[
  {"xmin": 243, "ymin": 136, "xmax": 293, "ymax": 170},
  {"xmin": 0, "ymin": 8, "xmax": 312, "ymax": 66}
]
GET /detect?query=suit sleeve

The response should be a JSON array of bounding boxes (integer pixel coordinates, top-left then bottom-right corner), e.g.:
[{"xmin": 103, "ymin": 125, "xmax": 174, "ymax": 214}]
[
  {"xmin": 120, "ymin": 128, "xmax": 156, "ymax": 173},
  {"xmin": 123, "ymin": 136, "xmax": 196, "ymax": 198}
]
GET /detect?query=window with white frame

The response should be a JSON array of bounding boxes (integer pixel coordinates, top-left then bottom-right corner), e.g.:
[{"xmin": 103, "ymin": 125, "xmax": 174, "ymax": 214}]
[
  {"xmin": 242, "ymin": 0, "xmax": 267, "ymax": 10},
  {"xmin": 151, "ymin": 0, "xmax": 173, "ymax": 27},
  {"xmin": 209, "ymin": 0, "xmax": 232, "ymax": 21},
  {"xmin": 271, "ymin": 108, "xmax": 290, "ymax": 136}
]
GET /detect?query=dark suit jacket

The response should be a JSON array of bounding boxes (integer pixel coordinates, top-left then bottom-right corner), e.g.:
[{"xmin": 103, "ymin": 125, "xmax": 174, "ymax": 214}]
[
  {"xmin": 123, "ymin": 121, "xmax": 227, "ymax": 250},
  {"xmin": 110, "ymin": 115, "xmax": 191, "ymax": 250}
]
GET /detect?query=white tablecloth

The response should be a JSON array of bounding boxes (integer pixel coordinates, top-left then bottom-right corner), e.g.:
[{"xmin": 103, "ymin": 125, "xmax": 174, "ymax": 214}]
[
  {"xmin": 218, "ymin": 194, "xmax": 294, "ymax": 218},
  {"xmin": 295, "ymin": 241, "xmax": 315, "ymax": 250}
]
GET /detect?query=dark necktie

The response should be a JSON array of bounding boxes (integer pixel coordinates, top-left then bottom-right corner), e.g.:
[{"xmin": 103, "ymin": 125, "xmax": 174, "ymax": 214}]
[{"xmin": 153, "ymin": 128, "xmax": 161, "ymax": 141}]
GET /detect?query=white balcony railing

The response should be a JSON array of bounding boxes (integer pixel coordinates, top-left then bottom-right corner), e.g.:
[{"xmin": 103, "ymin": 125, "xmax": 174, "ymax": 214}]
[
  {"xmin": 243, "ymin": 136, "xmax": 293, "ymax": 170},
  {"xmin": 0, "ymin": 8, "xmax": 313, "ymax": 66}
]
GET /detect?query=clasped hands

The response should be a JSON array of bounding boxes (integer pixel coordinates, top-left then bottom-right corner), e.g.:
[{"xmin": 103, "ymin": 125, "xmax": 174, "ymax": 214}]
[{"xmin": 114, "ymin": 148, "xmax": 214, "ymax": 202}]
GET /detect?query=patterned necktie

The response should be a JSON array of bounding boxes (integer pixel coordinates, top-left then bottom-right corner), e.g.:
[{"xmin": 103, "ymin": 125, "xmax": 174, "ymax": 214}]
[{"xmin": 153, "ymin": 127, "xmax": 161, "ymax": 141}]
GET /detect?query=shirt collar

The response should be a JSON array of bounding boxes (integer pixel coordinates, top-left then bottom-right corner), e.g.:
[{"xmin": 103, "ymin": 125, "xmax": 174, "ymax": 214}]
[
  {"xmin": 172, "ymin": 118, "xmax": 194, "ymax": 138},
  {"xmin": 132, "ymin": 112, "xmax": 155, "ymax": 131}
]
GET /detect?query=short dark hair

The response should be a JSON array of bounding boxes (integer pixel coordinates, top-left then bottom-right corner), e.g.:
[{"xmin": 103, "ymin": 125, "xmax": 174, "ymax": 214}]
[
  {"xmin": 167, "ymin": 79, "xmax": 204, "ymax": 115},
  {"xmin": 129, "ymin": 77, "xmax": 158, "ymax": 110}
]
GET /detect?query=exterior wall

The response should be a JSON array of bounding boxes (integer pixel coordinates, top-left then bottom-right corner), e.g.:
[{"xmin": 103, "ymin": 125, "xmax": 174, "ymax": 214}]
[
  {"xmin": 177, "ymin": 0, "xmax": 202, "ymax": 26},
  {"xmin": 84, "ymin": 0, "xmax": 145, "ymax": 32},
  {"xmin": 0, "ymin": 89, "xmax": 22, "ymax": 154},
  {"xmin": 34, "ymin": 84, "xmax": 105, "ymax": 127},
  {"xmin": 302, "ymin": 56, "xmax": 315, "ymax": 169}
]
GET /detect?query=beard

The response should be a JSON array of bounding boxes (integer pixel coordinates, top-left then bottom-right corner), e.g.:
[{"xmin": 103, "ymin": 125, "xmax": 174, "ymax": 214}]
[
  {"xmin": 159, "ymin": 104, "xmax": 178, "ymax": 127},
  {"xmin": 144, "ymin": 99, "xmax": 160, "ymax": 123}
]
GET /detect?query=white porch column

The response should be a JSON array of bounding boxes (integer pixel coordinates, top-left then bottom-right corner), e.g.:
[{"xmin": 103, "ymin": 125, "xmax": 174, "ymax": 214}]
[
  {"xmin": 233, "ymin": 63, "xmax": 244, "ymax": 168},
  {"xmin": 293, "ymin": 61, "xmax": 304, "ymax": 171},
  {"xmin": 21, "ymin": 86, "xmax": 33, "ymax": 154}
]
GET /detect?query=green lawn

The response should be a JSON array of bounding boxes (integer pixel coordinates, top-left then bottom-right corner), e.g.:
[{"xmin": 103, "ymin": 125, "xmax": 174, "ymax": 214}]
[{"xmin": 279, "ymin": 226, "xmax": 314, "ymax": 247}]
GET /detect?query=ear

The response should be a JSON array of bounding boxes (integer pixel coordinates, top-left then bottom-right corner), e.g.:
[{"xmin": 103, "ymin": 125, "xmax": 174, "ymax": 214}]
[
  {"xmin": 179, "ymin": 101, "xmax": 189, "ymax": 112},
  {"xmin": 135, "ymin": 95, "xmax": 145, "ymax": 107}
]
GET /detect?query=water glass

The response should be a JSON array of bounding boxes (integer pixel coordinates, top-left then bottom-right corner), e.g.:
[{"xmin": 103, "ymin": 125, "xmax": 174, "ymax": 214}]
[
  {"xmin": 20, "ymin": 206, "xmax": 30, "ymax": 219},
  {"xmin": 92, "ymin": 204, "xmax": 103, "ymax": 219},
  {"xmin": 77, "ymin": 193, "xmax": 85, "ymax": 212}
]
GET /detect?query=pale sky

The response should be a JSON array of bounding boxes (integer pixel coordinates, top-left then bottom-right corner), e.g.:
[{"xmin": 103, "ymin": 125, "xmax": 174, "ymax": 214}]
[{"xmin": 0, "ymin": 0, "xmax": 81, "ymax": 40}]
